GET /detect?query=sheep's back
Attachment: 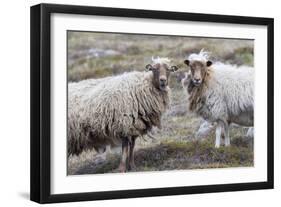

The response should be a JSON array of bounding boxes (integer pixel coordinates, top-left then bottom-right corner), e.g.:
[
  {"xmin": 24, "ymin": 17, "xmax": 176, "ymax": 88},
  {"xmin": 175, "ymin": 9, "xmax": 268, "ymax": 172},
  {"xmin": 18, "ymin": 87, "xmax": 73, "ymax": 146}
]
[{"xmin": 212, "ymin": 65, "xmax": 254, "ymax": 116}]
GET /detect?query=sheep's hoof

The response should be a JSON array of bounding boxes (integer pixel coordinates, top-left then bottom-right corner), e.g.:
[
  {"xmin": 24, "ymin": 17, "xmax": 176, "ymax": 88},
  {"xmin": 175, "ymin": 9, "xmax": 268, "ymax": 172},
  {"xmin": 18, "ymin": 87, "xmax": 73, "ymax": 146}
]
[
  {"xmin": 119, "ymin": 163, "xmax": 127, "ymax": 173},
  {"xmin": 128, "ymin": 163, "xmax": 136, "ymax": 171}
]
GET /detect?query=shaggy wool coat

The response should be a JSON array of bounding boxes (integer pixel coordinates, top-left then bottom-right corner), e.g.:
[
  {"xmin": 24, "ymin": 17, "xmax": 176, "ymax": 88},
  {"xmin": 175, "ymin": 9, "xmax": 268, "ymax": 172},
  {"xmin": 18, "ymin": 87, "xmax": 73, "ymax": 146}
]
[
  {"xmin": 68, "ymin": 71, "xmax": 170, "ymax": 156},
  {"xmin": 187, "ymin": 63, "xmax": 254, "ymax": 126}
]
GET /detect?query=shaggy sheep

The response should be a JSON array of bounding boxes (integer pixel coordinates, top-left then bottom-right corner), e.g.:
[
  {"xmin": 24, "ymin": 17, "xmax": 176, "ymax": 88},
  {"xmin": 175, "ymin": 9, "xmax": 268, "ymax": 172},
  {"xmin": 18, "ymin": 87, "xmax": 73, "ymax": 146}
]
[
  {"xmin": 182, "ymin": 50, "xmax": 254, "ymax": 147},
  {"xmin": 68, "ymin": 57, "xmax": 178, "ymax": 172},
  {"xmin": 182, "ymin": 75, "xmax": 254, "ymax": 141}
]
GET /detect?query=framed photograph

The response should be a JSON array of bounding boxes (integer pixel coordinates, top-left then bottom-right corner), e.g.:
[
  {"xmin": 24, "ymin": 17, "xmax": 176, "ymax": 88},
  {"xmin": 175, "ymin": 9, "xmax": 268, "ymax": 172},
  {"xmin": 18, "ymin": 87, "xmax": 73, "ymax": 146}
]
[{"xmin": 30, "ymin": 3, "xmax": 274, "ymax": 203}]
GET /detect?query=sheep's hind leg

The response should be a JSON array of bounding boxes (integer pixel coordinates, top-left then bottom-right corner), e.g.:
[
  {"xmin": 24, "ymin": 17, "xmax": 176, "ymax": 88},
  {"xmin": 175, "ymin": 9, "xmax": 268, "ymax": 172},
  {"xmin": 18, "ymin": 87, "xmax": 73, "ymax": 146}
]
[
  {"xmin": 215, "ymin": 122, "xmax": 222, "ymax": 148},
  {"xmin": 128, "ymin": 137, "xmax": 136, "ymax": 171},
  {"xmin": 224, "ymin": 122, "xmax": 230, "ymax": 146},
  {"xmin": 119, "ymin": 138, "xmax": 129, "ymax": 173}
]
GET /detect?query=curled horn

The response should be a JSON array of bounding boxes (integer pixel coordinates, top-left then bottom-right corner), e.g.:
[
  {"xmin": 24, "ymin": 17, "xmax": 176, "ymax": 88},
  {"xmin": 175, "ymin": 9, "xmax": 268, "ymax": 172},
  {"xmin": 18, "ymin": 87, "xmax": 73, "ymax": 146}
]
[
  {"xmin": 169, "ymin": 66, "xmax": 179, "ymax": 72},
  {"xmin": 145, "ymin": 64, "xmax": 153, "ymax": 71}
]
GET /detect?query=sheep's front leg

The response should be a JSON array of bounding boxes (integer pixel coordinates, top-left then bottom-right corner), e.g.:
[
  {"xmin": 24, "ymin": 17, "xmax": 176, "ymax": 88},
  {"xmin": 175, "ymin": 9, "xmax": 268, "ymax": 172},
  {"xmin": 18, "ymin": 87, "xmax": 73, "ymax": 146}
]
[
  {"xmin": 119, "ymin": 138, "xmax": 129, "ymax": 173},
  {"xmin": 128, "ymin": 137, "xmax": 136, "ymax": 171},
  {"xmin": 215, "ymin": 122, "xmax": 222, "ymax": 148},
  {"xmin": 223, "ymin": 122, "xmax": 230, "ymax": 146}
]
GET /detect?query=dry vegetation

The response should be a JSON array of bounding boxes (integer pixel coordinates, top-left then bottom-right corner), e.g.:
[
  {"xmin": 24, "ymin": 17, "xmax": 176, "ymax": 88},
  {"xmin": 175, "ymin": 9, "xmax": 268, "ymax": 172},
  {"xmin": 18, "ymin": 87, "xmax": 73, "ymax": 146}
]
[{"xmin": 67, "ymin": 31, "xmax": 254, "ymax": 175}]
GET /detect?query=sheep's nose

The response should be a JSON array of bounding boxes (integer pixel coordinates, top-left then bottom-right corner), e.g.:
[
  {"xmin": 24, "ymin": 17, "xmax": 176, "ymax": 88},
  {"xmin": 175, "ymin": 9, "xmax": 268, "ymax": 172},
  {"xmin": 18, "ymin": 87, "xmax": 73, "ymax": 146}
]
[
  {"xmin": 194, "ymin": 78, "xmax": 201, "ymax": 82},
  {"xmin": 160, "ymin": 78, "xmax": 167, "ymax": 83},
  {"xmin": 160, "ymin": 79, "xmax": 167, "ymax": 86}
]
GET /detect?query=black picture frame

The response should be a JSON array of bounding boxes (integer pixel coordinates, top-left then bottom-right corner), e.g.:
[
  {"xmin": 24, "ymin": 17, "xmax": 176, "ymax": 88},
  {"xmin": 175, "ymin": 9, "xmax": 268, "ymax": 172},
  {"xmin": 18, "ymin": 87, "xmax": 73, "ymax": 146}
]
[{"xmin": 30, "ymin": 3, "xmax": 274, "ymax": 204}]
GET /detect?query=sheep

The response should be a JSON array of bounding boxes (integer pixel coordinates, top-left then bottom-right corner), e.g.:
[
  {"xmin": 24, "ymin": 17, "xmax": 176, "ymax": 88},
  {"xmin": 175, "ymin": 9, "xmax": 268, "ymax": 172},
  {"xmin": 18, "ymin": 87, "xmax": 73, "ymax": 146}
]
[
  {"xmin": 182, "ymin": 75, "xmax": 254, "ymax": 141},
  {"xmin": 182, "ymin": 50, "xmax": 254, "ymax": 147},
  {"xmin": 68, "ymin": 57, "xmax": 178, "ymax": 172}
]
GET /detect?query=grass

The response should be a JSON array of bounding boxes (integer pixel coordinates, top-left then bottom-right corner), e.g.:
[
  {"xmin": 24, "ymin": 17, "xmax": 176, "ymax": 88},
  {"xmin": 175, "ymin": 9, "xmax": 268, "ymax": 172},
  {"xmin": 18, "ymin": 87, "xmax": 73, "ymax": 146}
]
[
  {"xmin": 68, "ymin": 32, "xmax": 254, "ymax": 82},
  {"xmin": 67, "ymin": 31, "xmax": 254, "ymax": 175},
  {"xmin": 68, "ymin": 136, "xmax": 253, "ymax": 175}
]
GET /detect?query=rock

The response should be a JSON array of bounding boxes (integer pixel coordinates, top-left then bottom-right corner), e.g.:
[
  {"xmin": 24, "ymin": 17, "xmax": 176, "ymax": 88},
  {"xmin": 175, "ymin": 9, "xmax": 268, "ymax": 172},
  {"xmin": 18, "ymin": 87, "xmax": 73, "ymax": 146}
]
[{"xmin": 68, "ymin": 48, "xmax": 121, "ymax": 66}]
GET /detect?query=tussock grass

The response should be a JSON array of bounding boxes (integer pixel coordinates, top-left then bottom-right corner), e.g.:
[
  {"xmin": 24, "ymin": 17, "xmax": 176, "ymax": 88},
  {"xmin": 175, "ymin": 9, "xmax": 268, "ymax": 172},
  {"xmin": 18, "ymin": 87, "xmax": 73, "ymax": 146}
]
[{"xmin": 68, "ymin": 136, "xmax": 253, "ymax": 175}]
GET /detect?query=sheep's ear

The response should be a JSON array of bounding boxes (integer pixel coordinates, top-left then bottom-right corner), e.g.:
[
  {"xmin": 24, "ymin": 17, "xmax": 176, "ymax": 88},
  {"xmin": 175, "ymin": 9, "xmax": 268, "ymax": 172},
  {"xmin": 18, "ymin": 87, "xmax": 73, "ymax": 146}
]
[
  {"xmin": 206, "ymin": 60, "xmax": 212, "ymax": 67},
  {"xmin": 170, "ymin": 66, "xmax": 179, "ymax": 72},
  {"xmin": 184, "ymin": 59, "xmax": 190, "ymax": 66},
  {"xmin": 145, "ymin": 64, "xmax": 153, "ymax": 71}
]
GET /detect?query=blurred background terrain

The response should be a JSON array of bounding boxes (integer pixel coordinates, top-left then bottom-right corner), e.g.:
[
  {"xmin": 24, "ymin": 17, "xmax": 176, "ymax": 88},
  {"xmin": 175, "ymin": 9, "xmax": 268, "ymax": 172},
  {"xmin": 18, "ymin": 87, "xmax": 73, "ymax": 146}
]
[{"xmin": 67, "ymin": 31, "xmax": 254, "ymax": 175}]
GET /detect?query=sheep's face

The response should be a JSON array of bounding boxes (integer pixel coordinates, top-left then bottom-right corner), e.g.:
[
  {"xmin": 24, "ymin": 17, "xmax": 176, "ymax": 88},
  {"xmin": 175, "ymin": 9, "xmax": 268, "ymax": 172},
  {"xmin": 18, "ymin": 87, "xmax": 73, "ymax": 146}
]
[
  {"xmin": 145, "ymin": 63, "xmax": 178, "ymax": 91},
  {"xmin": 184, "ymin": 59, "xmax": 212, "ymax": 86}
]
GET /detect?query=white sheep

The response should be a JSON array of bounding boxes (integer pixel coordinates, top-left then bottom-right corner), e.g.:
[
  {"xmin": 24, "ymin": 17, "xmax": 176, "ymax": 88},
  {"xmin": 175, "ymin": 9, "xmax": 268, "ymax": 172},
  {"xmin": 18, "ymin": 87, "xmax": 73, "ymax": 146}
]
[
  {"xmin": 182, "ymin": 50, "xmax": 254, "ymax": 147},
  {"xmin": 68, "ymin": 57, "xmax": 178, "ymax": 172}
]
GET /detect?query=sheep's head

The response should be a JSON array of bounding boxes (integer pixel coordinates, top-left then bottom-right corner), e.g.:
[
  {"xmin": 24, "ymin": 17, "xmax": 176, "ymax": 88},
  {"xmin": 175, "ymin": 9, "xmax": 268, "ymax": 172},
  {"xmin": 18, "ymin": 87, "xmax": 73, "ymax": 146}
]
[
  {"xmin": 184, "ymin": 50, "xmax": 212, "ymax": 87},
  {"xmin": 145, "ymin": 57, "xmax": 178, "ymax": 91}
]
